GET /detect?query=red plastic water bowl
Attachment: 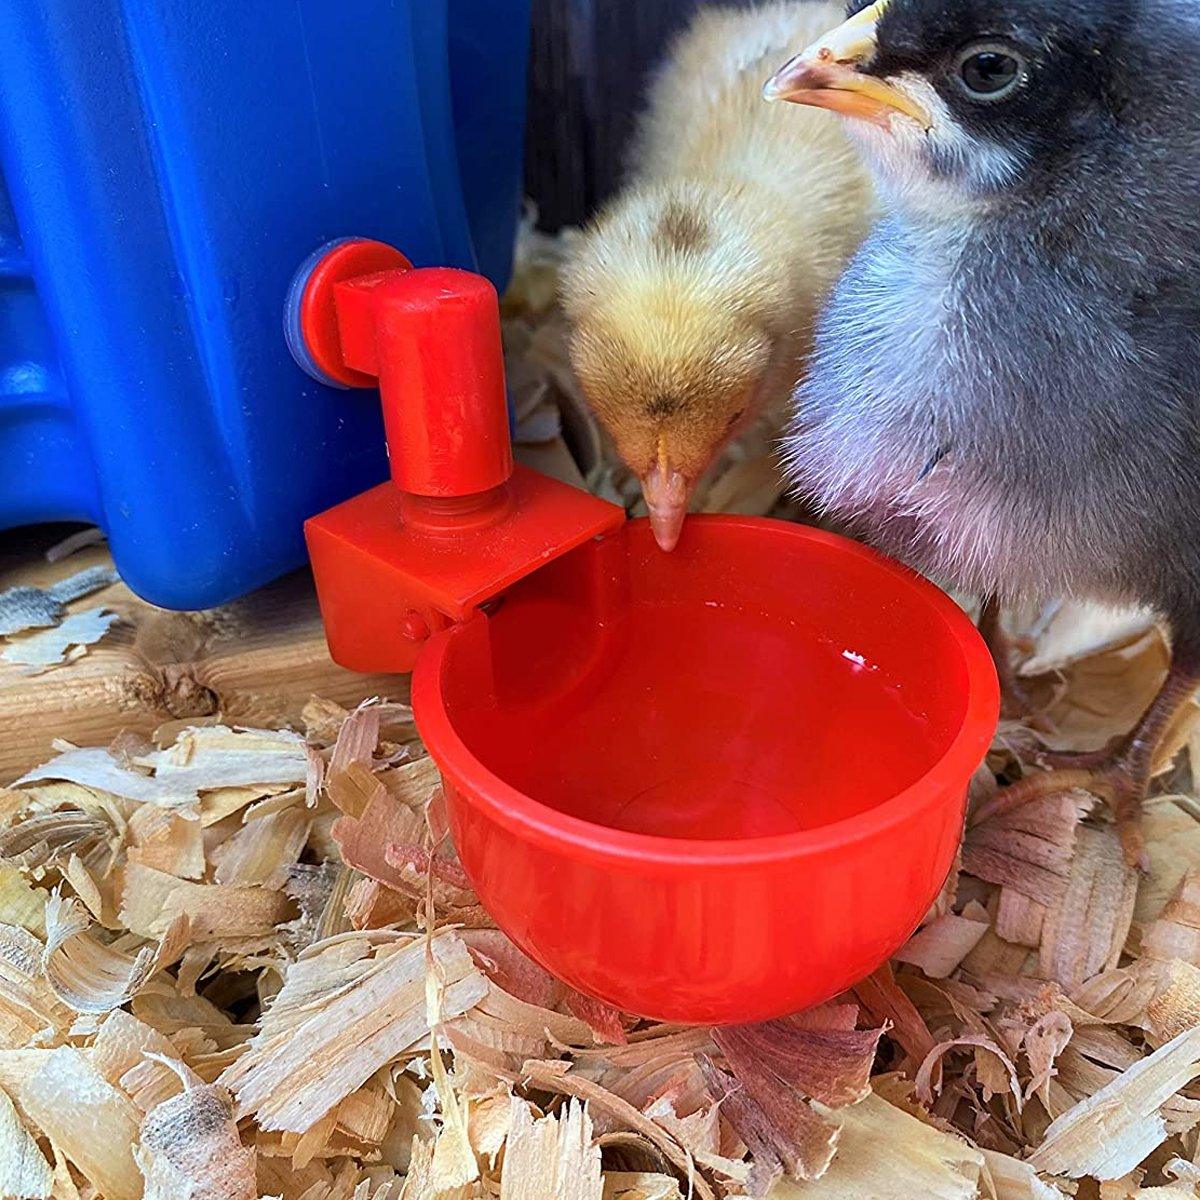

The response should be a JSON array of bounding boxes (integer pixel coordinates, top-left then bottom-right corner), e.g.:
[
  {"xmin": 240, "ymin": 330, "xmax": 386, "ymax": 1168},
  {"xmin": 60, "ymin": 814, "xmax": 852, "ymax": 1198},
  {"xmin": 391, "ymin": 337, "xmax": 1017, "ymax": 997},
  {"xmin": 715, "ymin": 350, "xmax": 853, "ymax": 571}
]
[{"xmin": 413, "ymin": 515, "xmax": 999, "ymax": 1025}]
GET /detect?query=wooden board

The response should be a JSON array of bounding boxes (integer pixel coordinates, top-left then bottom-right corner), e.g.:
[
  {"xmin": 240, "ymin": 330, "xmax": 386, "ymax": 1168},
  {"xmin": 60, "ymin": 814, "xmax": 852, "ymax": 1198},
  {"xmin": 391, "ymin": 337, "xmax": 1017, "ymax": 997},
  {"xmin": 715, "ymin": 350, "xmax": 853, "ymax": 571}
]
[{"xmin": 0, "ymin": 525, "xmax": 404, "ymax": 781}]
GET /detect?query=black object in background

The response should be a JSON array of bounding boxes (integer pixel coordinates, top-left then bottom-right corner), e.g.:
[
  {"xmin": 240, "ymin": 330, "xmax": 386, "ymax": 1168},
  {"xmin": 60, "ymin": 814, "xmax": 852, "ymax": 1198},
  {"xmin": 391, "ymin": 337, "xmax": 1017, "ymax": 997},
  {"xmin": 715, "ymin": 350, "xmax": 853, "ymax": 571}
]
[{"xmin": 524, "ymin": 0, "xmax": 756, "ymax": 229}]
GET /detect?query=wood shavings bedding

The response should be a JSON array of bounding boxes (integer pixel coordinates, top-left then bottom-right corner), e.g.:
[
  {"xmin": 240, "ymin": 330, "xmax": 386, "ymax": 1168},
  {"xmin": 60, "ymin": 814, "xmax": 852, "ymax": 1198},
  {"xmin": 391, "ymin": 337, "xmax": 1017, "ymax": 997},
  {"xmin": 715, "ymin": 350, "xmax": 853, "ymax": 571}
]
[
  {"xmin": 221, "ymin": 930, "xmax": 486, "ymax": 1133},
  {"xmin": 0, "ymin": 239, "xmax": 1198, "ymax": 1200},
  {"xmin": 0, "ymin": 642, "xmax": 1194, "ymax": 1199}
]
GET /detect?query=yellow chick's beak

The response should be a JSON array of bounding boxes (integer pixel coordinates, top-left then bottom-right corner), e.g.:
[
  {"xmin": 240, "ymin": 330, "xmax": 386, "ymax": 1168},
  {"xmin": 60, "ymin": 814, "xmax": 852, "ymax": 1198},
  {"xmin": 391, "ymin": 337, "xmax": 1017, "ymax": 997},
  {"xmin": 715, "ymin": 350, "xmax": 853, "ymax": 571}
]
[
  {"xmin": 763, "ymin": 0, "xmax": 931, "ymax": 132},
  {"xmin": 641, "ymin": 455, "xmax": 691, "ymax": 553}
]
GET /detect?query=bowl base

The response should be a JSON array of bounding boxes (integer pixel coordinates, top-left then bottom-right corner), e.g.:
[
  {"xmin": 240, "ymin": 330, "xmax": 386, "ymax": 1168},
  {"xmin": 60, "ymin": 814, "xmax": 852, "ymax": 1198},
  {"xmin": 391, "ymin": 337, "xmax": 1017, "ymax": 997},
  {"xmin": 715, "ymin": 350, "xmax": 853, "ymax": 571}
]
[{"xmin": 609, "ymin": 774, "xmax": 804, "ymax": 839}]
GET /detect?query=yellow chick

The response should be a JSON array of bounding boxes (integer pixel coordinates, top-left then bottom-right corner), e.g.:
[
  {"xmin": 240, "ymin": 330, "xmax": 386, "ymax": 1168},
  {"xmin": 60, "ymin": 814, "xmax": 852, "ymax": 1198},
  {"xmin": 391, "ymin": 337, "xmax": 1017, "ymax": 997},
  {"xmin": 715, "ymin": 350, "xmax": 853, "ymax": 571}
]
[{"xmin": 560, "ymin": 1, "xmax": 875, "ymax": 550}]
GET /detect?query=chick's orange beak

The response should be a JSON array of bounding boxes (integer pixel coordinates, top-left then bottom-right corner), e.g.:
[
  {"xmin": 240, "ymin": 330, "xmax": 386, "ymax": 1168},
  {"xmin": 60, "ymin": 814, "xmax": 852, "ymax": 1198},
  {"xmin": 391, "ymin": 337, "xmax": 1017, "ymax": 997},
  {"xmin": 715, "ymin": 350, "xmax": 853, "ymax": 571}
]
[
  {"xmin": 641, "ymin": 459, "xmax": 691, "ymax": 553},
  {"xmin": 763, "ymin": 0, "xmax": 931, "ymax": 131}
]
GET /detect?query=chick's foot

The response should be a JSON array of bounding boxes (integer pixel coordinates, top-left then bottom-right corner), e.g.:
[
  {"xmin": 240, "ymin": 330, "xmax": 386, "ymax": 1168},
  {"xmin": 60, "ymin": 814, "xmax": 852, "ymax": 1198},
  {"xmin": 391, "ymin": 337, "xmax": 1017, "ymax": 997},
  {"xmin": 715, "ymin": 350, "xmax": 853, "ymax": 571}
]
[
  {"xmin": 978, "ymin": 597, "xmax": 1039, "ymax": 720},
  {"xmin": 1033, "ymin": 737, "xmax": 1127, "ymax": 771},
  {"xmin": 973, "ymin": 649, "xmax": 1200, "ymax": 873},
  {"xmin": 974, "ymin": 758, "xmax": 1151, "ymax": 871}
]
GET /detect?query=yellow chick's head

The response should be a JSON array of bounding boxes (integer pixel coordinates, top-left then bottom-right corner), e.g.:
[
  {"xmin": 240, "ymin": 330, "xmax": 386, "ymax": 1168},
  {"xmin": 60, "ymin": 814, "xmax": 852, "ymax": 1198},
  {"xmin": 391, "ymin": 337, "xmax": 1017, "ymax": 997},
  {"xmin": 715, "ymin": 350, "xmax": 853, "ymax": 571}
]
[{"xmin": 561, "ymin": 182, "xmax": 787, "ymax": 551}]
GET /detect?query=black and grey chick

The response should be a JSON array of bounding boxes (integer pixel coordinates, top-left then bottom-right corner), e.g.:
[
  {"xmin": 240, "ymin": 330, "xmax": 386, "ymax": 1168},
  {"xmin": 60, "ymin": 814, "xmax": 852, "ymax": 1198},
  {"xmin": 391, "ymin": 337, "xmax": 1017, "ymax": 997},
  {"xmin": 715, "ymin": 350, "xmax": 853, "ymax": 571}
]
[{"xmin": 765, "ymin": 0, "xmax": 1200, "ymax": 866}]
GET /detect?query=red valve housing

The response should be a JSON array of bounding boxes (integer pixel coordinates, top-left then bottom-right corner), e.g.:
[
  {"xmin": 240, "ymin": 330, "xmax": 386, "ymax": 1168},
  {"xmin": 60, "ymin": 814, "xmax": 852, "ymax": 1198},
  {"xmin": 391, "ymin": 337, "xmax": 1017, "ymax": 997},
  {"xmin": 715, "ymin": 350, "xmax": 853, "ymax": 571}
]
[{"xmin": 298, "ymin": 240, "xmax": 624, "ymax": 672}]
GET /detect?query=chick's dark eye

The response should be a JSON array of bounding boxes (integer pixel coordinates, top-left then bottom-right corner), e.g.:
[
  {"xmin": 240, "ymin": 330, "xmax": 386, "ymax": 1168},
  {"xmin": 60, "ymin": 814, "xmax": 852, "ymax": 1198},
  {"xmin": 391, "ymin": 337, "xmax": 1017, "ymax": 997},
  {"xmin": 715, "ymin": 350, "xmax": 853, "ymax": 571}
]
[{"xmin": 955, "ymin": 45, "xmax": 1025, "ymax": 102}]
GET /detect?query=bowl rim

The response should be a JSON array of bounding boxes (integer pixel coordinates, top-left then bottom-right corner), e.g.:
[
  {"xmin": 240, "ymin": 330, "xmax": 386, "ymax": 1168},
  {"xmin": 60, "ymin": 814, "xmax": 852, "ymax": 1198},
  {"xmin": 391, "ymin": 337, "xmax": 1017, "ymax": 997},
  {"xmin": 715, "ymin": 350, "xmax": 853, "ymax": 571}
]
[{"xmin": 411, "ymin": 515, "xmax": 1000, "ymax": 870}]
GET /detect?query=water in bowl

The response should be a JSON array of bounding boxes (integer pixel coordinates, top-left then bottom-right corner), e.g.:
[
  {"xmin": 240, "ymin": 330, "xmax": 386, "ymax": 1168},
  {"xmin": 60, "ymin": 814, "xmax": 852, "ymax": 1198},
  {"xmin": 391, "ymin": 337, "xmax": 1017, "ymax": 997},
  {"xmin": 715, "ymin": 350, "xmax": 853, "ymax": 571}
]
[{"xmin": 456, "ymin": 595, "xmax": 945, "ymax": 841}]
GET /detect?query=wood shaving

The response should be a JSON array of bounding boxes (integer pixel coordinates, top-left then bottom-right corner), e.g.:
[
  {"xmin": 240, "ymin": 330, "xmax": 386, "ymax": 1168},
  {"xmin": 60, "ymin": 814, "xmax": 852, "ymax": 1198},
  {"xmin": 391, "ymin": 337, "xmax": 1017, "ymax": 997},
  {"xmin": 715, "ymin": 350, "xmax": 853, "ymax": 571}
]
[
  {"xmin": 896, "ymin": 912, "xmax": 991, "ymax": 979},
  {"xmin": 210, "ymin": 807, "xmax": 310, "ymax": 889},
  {"xmin": 518, "ymin": 1059, "xmax": 717, "ymax": 1200},
  {"xmin": 1075, "ymin": 958, "xmax": 1200, "ymax": 1046},
  {"xmin": 127, "ymin": 806, "xmax": 206, "ymax": 879},
  {"xmin": 331, "ymin": 783, "xmax": 429, "ymax": 894},
  {"xmin": 1010, "ymin": 600, "xmax": 1155, "ymax": 679},
  {"xmin": 0, "ymin": 565, "xmax": 116, "ymax": 637},
  {"xmin": 1023, "ymin": 1011, "xmax": 1074, "ymax": 1106},
  {"xmin": 21, "ymin": 1046, "xmax": 143, "ymax": 1200},
  {"xmin": 853, "ymin": 964, "xmax": 937, "ymax": 1066},
  {"xmin": 136, "ymin": 1083, "xmax": 256, "ymax": 1199},
  {"xmin": 766, "ymin": 1093, "xmax": 984, "ymax": 1198},
  {"xmin": 1137, "ymin": 802, "xmax": 1200, "ymax": 925},
  {"xmin": 44, "ymin": 527, "xmax": 107, "ymax": 563},
  {"xmin": 915, "ymin": 1034, "xmax": 1022, "ymax": 1108},
  {"xmin": 0, "ymin": 923, "xmax": 74, "ymax": 1044},
  {"xmin": 714, "ymin": 1019, "xmax": 883, "ymax": 1109},
  {"xmin": 0, "ymin": 865, "xmax": 47, "ymax": 937},
  {"xmin": 134, "ymin": 726, "xmax": 309, "ymax": 790},
  {"xmin": 500, "ymin": 1099, "xmax": 602, "ymax": 1200},
  {"xmin": 1142, "ymin": 871, "xmax": 1200, "ymax": 965},
  {"xmin": 2, "ymin": 608, "xmax": 118, "ymax": 670},
  {"xmin": 1039, "ymin": 826, "xmax": 1139, "ymax": 989},
  {"xmin": 603, "ymin": 1173, "xmax": 683, "ymax": 1200},
  {"xmin": 697, "ymin": 1053, "xmax": 839, "ymax": 1195},
  {"xmin": 220, "ymin": 930, "xmax": 486, "ymax": 1132},
  {"xmin": 997, "ymin": 887, "xmax": 1048, "ymax": 948},
  {"xmin": 16, "ymin": 745, "xmax": 199, "ymax": 807},
  {"xmin": 119, "ymin": 861, "xmax": 292, "ymax": 945},
  {"xmin": 979, "ymin": 1148, "xmax": 1068, "ymax": 1198},
  {"xmin": 1021, "ymin": 624, "xmax": 1170, "ymax": 755},
  {"xmin": 1029, "ymin": 1027, "xmax": 1200, "ymax": 1179},
  {"xmin": 0, "ymin": 1083, "xmax": 51, "ymax": 1199},
  {"xmin": 965, "ymin": 792, "xmax": 1090, "ymax": 908},
  {"xmin": 41, "ymin": 892, "xmax": 189, "ymax": 1013}
]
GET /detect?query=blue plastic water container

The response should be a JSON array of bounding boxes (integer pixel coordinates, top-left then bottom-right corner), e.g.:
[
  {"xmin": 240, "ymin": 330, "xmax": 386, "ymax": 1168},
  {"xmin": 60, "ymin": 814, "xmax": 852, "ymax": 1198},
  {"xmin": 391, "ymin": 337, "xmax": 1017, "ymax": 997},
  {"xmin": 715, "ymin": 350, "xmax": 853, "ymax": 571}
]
[{"xmin": 0, "ymin": 0, "xmax": 531, "ymax": 608}]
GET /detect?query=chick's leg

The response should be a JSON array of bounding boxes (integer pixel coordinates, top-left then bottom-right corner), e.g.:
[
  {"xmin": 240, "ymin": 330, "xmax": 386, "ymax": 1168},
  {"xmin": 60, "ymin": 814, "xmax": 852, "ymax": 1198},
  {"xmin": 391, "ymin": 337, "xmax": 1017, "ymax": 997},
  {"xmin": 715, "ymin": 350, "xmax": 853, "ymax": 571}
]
[
  {"xmin": 978, "ymin": 597, "xmax": 1038, "ymax": 719},
  {"xmin": 973, "ymin": 645, "xmax": 1200, "ymax": 871}
]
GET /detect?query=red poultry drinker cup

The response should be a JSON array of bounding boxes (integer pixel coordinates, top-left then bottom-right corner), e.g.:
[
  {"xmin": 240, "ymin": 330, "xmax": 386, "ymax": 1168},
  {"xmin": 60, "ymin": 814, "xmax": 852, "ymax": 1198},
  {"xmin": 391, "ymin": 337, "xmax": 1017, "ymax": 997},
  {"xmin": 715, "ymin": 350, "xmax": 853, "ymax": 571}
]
[{"xmin": 293, "ymin": 238, "xmax": 1001, "ymax": 1025}]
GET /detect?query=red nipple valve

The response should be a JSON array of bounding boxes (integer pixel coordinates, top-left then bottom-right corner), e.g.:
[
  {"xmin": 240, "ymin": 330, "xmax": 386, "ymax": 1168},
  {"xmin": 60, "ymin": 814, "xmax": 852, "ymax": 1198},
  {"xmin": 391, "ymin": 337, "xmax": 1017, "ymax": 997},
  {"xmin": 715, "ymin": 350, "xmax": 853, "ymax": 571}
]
[
  {"xmin": 291, "ymin": 238, "xmax": 624, "ymax": 673},
  {"xmin": 289, "ymin": 238, "xmax": 514, "ymax": 528},
  {"xmin": 337, "ymin": 267, "xmax": 513, "ymax": 521}
]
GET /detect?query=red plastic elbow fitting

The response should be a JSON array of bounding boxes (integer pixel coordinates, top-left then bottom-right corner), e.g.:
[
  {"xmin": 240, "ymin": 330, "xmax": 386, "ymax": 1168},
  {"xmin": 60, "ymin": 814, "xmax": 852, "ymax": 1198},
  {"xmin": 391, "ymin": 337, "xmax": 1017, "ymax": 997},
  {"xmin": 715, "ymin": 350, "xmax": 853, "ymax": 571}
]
[{"xmin": 334, "ymin": 263, "xmax": 514, "ymax": 525}]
